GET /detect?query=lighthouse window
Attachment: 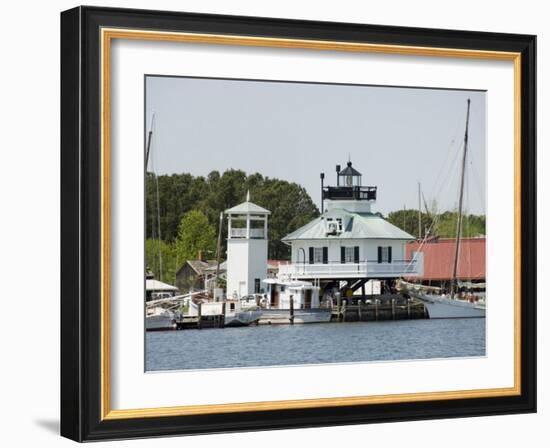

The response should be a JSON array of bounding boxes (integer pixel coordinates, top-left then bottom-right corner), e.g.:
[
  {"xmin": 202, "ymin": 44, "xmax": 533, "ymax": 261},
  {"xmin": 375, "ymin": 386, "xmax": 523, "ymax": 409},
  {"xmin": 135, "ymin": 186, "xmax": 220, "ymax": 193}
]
[
  {"xmin": 313, "ymin": 247, "xmax": 324, "ymax": 263},
  {"xmin": 377, "ymin": 246, "xmax": 393, "ymax": 263},
  {"xmin": 344, "ymin": 247, "xmax": 354, "ymax": 263}
]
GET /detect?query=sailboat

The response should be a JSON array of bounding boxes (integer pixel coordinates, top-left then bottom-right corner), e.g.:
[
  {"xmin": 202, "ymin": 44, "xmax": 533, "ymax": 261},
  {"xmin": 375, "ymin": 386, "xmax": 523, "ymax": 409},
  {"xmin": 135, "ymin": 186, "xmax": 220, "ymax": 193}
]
[
  {"xmin": 410, "ymin": 99, "xmax": 486, "ymax": 319},
  {"xmin": 144, "ymin": 114, "xmax": 180, "ymax": 331}
]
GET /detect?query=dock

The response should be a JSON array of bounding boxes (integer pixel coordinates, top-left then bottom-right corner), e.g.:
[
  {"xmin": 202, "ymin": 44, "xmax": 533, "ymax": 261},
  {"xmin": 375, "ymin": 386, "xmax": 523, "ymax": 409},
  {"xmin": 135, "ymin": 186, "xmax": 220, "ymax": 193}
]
[
  {"xmin": 176, "ymin": 314, "xmax": 225, "ymax": 330},
  {"xmin": 171, "ymin": 295, "xmax": 426, "ymax": 330},
  {"xmin": 332, "ymin": 295, "xmax": 426, "ymax": 322}
]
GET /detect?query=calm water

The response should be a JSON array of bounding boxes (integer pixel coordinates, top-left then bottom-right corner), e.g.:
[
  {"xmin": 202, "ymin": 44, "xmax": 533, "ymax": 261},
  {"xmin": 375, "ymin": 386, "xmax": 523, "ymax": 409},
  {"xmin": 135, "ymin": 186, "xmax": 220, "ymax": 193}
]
[{"xmin": 146, "ymin": 319, "xmax": 485, "ymax": 371}]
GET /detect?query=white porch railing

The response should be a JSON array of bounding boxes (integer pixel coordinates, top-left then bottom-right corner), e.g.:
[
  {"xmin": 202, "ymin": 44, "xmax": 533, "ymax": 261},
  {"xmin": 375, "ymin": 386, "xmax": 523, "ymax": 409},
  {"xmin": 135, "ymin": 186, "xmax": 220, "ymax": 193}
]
[{"xmin": 278, "ymin": 260, "xmax": 421, "ymax": 279}]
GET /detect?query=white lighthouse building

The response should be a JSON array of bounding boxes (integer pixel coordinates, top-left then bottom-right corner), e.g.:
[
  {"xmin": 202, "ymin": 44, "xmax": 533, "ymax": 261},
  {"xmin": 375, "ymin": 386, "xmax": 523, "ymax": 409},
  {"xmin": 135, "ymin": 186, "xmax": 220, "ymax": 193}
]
[
  {"xmin": 225, "ymin": 192, "xmax": 270, "ymax": 298},
  {"xmin": 278, "ymin": 161, "xmax": 423, "ymax": 292}
]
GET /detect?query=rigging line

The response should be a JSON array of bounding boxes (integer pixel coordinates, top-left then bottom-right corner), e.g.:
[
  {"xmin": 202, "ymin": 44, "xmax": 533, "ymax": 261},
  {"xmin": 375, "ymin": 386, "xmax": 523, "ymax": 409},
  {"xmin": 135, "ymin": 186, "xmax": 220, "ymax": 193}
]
[
  {"xmin": 150, "ymin": 131, "xmax": 164, "ymax": 281},
  {"xmin": 427, "ymin": 113, "xmax": 464, "ymax": 202},
  {"xmin": 469, "ymin": 158, "xmax": 486, "ymax": 214},
  {"xmin": 434, "ymin": 144, "xmax": 462, "ymax": 199},
  {"xmin": 154, "ymin": 172, "xmax": 163, "ymax": 280},
  {"xmin": 405, "ymin": 198, "xmax": 447, "ymax": 269},
  {"xmin": 464, "ymin": 169, "xmax": 474, "ymax": 292}
]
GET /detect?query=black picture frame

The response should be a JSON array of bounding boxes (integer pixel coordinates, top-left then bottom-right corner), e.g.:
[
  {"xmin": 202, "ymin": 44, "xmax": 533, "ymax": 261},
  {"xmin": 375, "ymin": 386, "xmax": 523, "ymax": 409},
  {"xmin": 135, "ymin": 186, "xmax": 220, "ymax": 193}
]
[{"xmin": 61, "ymin": 5, "xmax": 536, "ymax": 442}]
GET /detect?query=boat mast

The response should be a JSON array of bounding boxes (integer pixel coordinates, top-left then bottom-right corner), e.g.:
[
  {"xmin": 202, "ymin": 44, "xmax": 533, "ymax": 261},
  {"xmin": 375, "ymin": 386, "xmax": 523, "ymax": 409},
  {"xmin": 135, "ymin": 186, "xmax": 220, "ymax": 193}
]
[
  {"xmin": 145, "ymin": 114, "xmax": 163, "ymax": 280},
  {"xmin": 145, "ymin": 112, "xmax": 155, "ymax": 168},
  {"xmin": 214, "ymin": 212, "xmax": 223, "ymax": 295},
  {"xmin": 450, "ymin": 99, "xmax": 471, "ymax": 299},
  {"xmin": 418, "ymin": 182, "xmax": 422, "ymax": 239}
]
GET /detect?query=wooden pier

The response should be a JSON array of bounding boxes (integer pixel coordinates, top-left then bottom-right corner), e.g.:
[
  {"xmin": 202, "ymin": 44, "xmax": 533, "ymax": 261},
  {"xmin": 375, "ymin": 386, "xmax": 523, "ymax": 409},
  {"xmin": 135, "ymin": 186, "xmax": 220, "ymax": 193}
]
[
  {"xmin": 332, "ymin": 295, "xmax": 426, "ymax": 322},
  {"xmin": 159, "ymin": 295, "xmax": 427, "ymax": 331},
  {"xmin": 175, "ymin": 303, "xmax": 225, "ymax": 330}
]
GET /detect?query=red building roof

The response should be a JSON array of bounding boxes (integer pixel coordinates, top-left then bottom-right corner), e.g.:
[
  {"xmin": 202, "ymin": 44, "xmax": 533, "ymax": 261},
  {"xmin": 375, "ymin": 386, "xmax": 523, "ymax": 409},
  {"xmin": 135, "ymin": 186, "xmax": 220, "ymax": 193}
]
[{"xmin": 406, "ymin": 237, "xmax": 486, "ymax": 281}]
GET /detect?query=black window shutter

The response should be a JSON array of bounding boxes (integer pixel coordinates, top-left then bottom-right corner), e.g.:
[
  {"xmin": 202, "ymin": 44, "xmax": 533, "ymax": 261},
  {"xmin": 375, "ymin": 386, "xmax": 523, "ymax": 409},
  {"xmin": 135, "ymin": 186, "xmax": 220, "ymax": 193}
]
[
  {"xmin": 340, "ymin": 247, "xmax": 346, "ymax": 264},
  {"xmin": 354, "ymin": 246, "xmax": 360, "ymax": 263},
  {"xmin": 323, "ymin": 247, "xmax": 328, "ymax": 264},
  {"xmin": 388, "ymin": 246, "xmax": 392, "ymax": 263},
  {"xmin": 309, "ymin": 247, "xmax": 314, "ymax": 264},
  {"xmin": 377, "ymin": 246, "xmax": 382, "ymax": 263}
]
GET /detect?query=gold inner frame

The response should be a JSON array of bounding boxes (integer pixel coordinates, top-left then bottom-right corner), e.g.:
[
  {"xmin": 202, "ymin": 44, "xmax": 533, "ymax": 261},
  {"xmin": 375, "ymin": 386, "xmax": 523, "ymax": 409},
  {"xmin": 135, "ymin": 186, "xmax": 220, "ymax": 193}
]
[{"xmin": 100, "ymin": 27, "xmax": 522, "ymax": 421}]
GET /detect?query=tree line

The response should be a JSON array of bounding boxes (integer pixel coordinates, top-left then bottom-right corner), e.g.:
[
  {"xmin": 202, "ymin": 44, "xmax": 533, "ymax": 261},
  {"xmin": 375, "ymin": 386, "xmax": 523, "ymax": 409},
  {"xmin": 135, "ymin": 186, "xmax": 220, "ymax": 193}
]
[
  {"xmin": 146, "ymin": 170, "xmax": 486, "ymax": 284},
  {"xmin": 386, "ymin": 209, "xmax": 486, "ymax": 240},
  {"xmin": 146, "ymin": 169, "xmax": 319, "ymax": 283}
]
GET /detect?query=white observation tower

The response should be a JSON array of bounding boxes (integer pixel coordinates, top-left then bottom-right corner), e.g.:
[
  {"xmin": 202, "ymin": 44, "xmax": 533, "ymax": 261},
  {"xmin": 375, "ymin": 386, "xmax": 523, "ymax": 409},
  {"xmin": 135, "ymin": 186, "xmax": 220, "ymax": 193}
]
[{"xmin": 225, "ymin": 191, "xmax": 270, "ymax": 298}]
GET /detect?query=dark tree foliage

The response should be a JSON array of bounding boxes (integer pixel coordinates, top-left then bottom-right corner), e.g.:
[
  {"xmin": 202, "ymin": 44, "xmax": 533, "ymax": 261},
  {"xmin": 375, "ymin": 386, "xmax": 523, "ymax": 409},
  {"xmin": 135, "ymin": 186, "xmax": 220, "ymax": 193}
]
[
  {"xmin": 146, "ymin": 170, "xmax": 319, "ymax": 261},
  {"xmin": 387, "ymin": 209, "xmax": 486, "ymax": 239}
]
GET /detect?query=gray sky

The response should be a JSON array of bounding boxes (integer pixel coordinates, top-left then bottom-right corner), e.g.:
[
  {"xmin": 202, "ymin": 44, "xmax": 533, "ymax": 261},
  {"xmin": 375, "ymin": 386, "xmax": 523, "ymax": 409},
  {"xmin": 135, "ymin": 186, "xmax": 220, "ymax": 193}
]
[{"xmin": 145, "ymin": 76, "xmax": 486, "ymax": 215}]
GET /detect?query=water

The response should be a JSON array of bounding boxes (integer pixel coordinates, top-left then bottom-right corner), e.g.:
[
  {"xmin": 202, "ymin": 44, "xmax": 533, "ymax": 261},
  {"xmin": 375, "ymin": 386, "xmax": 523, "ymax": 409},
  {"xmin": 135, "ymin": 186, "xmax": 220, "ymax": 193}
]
[{"xmin": 146, "ymin": 319, "xmax": 485, "ymax": 371}]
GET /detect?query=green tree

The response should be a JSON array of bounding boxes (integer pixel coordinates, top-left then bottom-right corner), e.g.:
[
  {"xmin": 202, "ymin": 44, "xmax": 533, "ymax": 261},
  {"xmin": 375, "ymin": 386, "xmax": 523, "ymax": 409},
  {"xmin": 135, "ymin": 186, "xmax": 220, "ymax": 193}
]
[
  {"xmin": 145, "ymin": 169, "xmax": 319, "ymax": 261},
  {"xmin": 145, "ymin": 238, "xmax": 178, "ymax": 284},
  {"xmin": 387, "ymin": 209, "xmax": 485, "ymax": 239},
  {"xmin": 387, "ymin": 209, "xmax": 435, "ymax": 239},
  {"xmin": 175, "ymin": 210, "xmax": 217, "ymax": 263}
]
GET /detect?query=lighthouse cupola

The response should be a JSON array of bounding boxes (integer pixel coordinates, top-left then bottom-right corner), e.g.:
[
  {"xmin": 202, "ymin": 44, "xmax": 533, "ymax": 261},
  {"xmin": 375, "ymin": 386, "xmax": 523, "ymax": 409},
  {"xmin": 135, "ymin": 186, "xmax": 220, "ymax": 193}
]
[{"xmin": 322, "ymin": 160, "xmax": 377, "ymax": 213}]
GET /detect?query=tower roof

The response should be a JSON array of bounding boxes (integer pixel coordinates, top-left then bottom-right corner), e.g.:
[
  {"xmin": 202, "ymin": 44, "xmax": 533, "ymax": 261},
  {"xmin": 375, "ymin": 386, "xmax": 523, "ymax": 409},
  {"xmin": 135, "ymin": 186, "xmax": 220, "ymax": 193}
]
[
  {"xmin": 224, "ymin": 201, "xmax": 271, "ymax": 215},
  {"xmin": 225, "ymin": 191, "xmax": 270, "ymax": 215},
  {"xmin": 339, "ymin": 161, "xmax": 362, "ymax": 177}
]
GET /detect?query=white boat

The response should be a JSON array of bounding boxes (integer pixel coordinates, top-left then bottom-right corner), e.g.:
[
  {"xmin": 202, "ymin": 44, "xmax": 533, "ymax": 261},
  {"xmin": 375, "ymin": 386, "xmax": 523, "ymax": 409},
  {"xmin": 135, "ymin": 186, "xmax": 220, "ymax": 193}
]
[
  {"xmin": 258, "ymin": 308, "xmax": 332, "ymax": 325},
  {"xmin": 146, "ymin": 307, "xmax": 177, "ymax": 331},
  {"xmin": 224, "ymin": 309, "xmax": 263, "ymax": 327},
  {"xmin": 410, "ymin": 292, "xmax": 485, "ymax": 319}
]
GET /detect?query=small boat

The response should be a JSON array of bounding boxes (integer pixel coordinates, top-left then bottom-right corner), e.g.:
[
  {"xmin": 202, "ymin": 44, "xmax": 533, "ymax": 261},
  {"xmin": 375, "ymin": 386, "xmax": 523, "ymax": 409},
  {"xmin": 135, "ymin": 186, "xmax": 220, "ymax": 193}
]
[
  {"xmin": 146, "ymin": 307, "xmax": 177, "ymax": 331},
  {"xmin": 410, "ymin": 292, "xmax": 485, "ymax": 318},
  {"xmin": 224, "ymin": 309, "xmax": 263, "ymax": 327}
]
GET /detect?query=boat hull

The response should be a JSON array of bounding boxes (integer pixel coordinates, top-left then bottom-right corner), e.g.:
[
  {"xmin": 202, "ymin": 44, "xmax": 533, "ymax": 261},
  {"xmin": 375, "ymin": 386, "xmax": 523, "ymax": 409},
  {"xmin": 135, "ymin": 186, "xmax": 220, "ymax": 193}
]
[
  {"xmin": 411, "ymin": 293, "xmax": 485, "ymax": 319},
  {"xmin": 146, "ymin": 314, "xmax": 177, "ymax": 331},
  {"xmin": 258, "ymin": 309, "xmax": 332, "ymax": 325},
  {"xmin": 224, "ymin": 310, "xmax": 262, "ymax": 327}
]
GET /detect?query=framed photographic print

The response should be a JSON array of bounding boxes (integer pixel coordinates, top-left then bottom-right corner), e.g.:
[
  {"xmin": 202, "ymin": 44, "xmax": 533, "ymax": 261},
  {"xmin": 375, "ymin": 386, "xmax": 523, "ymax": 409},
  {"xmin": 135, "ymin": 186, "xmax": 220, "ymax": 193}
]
[{"xmin": 60, "ymin": 6, "xmax": 536, "ymax": 442}]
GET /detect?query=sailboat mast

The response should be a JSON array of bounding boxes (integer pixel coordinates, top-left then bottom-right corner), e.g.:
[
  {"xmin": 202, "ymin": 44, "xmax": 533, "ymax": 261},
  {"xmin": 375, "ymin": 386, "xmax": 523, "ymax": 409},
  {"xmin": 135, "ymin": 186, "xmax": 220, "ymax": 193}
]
[
  {"xmin": 451, "ymin": 98, "xmax": 471, "ymax": 299},
  {"xmin": 145, "ymin": 113, "xmax": 155, "ymax": 168},
  {"xmin": 418, "ymin": 182, "xmax": 422, "ymax": 239}
]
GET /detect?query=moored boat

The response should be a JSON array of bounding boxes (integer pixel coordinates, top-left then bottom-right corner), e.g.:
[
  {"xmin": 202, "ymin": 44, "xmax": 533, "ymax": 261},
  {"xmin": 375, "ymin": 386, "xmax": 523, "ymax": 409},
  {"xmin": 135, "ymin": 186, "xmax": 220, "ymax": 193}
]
[
  {"xmin": 409, "ymin": 99, "xmax": 486, "ymax": 319},
  {"xmin": 410, "ymin": 292, "xmax": 485, "ymax": 318},
  {"xmin": 146, "ymin": 307, "xmax": 177, "ymax": 331},
  {"xmin": 224, "ymin": 309, "xmax": 263, "ymax": 327}
]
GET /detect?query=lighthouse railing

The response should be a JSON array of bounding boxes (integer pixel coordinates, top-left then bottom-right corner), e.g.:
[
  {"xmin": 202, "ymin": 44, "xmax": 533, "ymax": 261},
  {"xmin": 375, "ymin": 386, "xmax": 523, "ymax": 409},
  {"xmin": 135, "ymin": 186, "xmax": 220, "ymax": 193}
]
[{"xmin": 278, "ymin": 259, "xmax": 421, "ymax": 278}]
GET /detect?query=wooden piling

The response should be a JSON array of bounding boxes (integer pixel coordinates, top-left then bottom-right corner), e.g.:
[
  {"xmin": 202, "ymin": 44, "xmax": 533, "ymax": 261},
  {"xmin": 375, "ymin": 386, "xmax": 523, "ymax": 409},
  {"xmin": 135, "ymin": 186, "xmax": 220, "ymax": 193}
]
[
  {"xmin": 336, "ymin": 294, "xmax": 342, "ymax": 322},
  {"xmin": 391, "ymin": 298, "xmax": 396, "ymax": 320},
  {"xmin": 289, "ymin": 296, "xmax": 294, "ymax": 325},
  {"xmin": 407, "ymin": 300, "xmax": 411, "ymax": 319},
  {"xmin": 358, "ymin": 300, "xmax": 362, "ymax": 321},
  {"xmin": 221, "ymin": 302, "xmax": 226, "ymax": 328},
  {"xmin": 197, "ymin": 302, "xmax": 202, "ymax": 329}
]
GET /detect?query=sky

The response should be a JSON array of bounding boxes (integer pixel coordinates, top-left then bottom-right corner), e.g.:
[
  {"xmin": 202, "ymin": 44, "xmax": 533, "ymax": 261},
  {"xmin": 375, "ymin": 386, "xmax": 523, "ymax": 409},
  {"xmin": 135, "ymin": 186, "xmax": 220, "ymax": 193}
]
[{"xmin": 145, "ymin": 76, "xmax": 486, "ymax": 216}]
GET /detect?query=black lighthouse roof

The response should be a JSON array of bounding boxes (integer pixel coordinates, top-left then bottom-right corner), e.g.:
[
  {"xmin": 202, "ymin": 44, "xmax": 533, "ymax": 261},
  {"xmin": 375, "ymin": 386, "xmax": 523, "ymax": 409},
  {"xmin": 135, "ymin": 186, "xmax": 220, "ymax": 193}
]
[
  {"xmin": 320, "ymin": 160, "xmax": 377, "ymax": 203},
  {"xmin": 339, "ymin": 161, "xmax": 362, "ymax": 177}
]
